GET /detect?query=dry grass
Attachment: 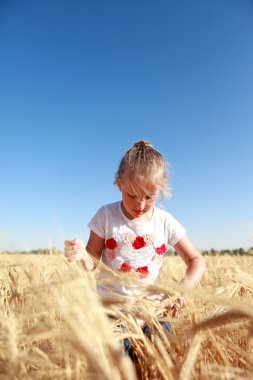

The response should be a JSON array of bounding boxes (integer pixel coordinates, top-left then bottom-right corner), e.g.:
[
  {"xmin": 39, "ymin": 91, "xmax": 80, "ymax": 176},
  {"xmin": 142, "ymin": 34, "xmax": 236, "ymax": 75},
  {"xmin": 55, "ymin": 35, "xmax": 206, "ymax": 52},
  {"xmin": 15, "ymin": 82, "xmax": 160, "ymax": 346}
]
[{"xmin": 0, "ymin": 253, "xmax": 252, "ymax": 379}]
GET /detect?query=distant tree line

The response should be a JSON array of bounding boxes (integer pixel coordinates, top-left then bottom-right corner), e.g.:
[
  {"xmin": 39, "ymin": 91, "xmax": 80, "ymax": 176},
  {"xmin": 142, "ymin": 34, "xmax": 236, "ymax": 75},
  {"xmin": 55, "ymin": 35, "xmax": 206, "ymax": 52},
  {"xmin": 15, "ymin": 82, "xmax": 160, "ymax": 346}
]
[
  {"xmin": 168, "ymin": 247, "xmax": 253, "ymax": 256},
  {"xmin": 1, "ymin": 248, "xmax": 62, "ymax": 255},
  {"xmin": 201, "ymin": 247, "xmax": 253, "ymax": 256},
  {"xmin": 1, "ymin": 247, "xmax": 253, "ymax": 256}
]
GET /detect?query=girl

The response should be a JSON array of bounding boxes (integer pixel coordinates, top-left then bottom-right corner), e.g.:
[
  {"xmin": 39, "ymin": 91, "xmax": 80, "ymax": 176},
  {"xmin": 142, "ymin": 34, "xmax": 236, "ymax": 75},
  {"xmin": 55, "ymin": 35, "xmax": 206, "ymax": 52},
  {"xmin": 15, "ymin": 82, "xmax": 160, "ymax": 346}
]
[{"xmin": 65, "ymin": 140, "xmax": 206, "ymax": 316}]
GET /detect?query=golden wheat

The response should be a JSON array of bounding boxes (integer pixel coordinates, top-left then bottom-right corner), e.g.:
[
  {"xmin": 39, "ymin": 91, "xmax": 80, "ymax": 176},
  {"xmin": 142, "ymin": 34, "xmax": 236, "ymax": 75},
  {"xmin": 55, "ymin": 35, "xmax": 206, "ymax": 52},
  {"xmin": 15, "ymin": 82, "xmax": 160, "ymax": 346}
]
[{"xmin": 0, "ymin": 253, "xmax": 252, "ymax": 379}]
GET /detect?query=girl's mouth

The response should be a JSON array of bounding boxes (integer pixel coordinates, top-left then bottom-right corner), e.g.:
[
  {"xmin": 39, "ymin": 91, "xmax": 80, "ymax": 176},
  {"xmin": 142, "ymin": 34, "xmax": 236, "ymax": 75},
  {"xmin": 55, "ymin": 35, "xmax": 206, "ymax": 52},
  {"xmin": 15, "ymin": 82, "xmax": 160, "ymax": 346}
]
[{"xmin": 133, "ymin": 209, "xmax": 144, "ymax": 215}]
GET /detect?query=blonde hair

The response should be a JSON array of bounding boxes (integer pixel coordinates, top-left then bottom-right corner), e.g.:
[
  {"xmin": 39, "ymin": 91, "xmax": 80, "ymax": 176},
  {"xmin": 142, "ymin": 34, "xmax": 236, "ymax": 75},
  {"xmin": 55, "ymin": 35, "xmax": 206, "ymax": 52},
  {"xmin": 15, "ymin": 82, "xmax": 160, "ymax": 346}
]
[{"xmin": 115, "ymin": 140, "xmax": 171, "ymax": 200}]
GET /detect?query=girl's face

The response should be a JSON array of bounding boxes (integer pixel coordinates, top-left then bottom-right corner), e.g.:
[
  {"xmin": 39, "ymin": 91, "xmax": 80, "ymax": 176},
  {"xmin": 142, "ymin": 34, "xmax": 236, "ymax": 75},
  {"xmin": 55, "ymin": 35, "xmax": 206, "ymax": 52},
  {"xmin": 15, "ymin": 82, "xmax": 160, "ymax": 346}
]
[{"xmin": 116, "ymin": 180, "xmax": 159, "ymax": 221}]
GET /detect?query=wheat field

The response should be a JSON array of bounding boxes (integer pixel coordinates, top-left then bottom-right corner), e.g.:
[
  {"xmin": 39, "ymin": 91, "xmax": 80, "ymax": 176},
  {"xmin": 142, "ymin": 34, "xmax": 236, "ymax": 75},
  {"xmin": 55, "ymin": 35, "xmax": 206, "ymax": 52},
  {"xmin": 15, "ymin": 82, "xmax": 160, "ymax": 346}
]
[{"xmin": 0, "ymin": 253, "xmax": 252, "ymax": 380}]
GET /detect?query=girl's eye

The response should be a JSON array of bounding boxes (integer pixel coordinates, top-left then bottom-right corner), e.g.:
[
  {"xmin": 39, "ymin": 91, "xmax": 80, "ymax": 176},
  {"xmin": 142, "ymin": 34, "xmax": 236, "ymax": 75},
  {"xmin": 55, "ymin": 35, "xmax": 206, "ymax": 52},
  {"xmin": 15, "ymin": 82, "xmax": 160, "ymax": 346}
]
[
  {"xmin": 128, "ymin": 193, "xmax": 136, "ymax": 199},
  {"xmin": 146, "ymin": 194, "xmax": 157, "ymax": 201}
]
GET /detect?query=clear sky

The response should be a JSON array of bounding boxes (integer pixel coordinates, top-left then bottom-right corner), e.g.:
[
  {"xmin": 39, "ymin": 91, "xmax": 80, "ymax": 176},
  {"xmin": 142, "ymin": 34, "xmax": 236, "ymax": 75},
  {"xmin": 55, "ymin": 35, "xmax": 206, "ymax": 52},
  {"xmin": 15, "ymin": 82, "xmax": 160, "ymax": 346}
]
[{"xmin": 0, "ymin": 0, "xmax": 253, "ymax": 252}]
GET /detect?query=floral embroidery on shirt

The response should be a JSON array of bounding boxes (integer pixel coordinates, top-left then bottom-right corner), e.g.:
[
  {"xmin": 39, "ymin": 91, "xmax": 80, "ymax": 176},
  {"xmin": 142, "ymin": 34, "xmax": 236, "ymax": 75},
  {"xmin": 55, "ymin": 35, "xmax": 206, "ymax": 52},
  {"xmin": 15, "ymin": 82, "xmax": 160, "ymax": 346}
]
[
  {"xmin": 105, "ymin": 230, "xmax": 166, "ymax": 277},
  {"xmin": 156, "ymin": 244, "xmax": 166, "ymax": 255},
  {"xmin": 120, "ymin": 262, "xmax": 132, "ymax": 272},
  {"xmin": 132, "ymin": 236, "xmax": 146, "ymax": 249},
  {"xmin": 122, "ymin": 232, "xmax": 135, "ymax": 244},
  {"xmin": 136, "ymin": 266, "xmax": 149, "ymax": 277},
  {"xmin": 144, "ymin": 234, "xmax": 154, "ymax": 245},
  {"xmin": 105, "ymin": 238, "xmax": 118, "ymax": 250}
]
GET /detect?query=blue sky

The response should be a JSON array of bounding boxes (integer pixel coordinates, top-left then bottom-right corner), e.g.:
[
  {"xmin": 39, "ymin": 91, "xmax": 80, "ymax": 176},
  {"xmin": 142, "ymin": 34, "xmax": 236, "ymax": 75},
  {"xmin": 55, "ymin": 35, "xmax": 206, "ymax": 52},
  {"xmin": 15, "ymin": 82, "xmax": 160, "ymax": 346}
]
[{"xmin": 0, "ymin": 0, "xmax": 253, "ymax": 251}]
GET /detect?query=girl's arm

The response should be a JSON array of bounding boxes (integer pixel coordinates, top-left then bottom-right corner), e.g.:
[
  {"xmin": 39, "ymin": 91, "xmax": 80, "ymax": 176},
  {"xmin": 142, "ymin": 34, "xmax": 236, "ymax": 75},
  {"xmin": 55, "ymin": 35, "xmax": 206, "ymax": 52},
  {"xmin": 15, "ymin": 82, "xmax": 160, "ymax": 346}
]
[
  {"xmin": 163, "ymin": 235, "xmax": 206, "ymax": 317},
  {"xmin": 174, "ymin": 235, "xmax": 206, "ymax": 287},
  {"xmin": 64, "ymin": 230, "xmax": 104, "ymax": 271},
  {"xmin": 86, "ymin": 230, "xmax": 105, "ymax": 268}
]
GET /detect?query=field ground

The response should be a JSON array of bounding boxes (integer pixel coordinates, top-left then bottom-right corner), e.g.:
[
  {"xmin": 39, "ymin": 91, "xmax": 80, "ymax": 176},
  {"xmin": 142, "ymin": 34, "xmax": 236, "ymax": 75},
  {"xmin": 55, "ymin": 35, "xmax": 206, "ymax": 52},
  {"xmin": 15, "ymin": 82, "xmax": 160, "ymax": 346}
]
[{"xmin": 0, "ymin": 253, "xmax": 252, "ymax": 379}]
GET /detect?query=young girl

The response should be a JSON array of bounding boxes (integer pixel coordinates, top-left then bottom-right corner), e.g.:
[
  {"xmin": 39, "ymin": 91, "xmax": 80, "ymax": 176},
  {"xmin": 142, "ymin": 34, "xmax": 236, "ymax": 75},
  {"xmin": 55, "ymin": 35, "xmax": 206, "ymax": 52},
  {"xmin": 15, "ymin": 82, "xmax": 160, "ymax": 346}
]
[{"xmin": 65, "ymin": 140, "xmax": 206, "ymax": 317}]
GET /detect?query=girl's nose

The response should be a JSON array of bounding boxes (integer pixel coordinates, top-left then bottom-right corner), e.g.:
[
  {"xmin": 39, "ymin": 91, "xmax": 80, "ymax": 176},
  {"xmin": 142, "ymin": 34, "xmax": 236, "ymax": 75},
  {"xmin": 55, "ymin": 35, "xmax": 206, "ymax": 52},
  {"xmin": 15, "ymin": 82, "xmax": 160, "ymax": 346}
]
[{"xmin": 137, "ymin": 199, "xmax": 146, "ymax": 210}]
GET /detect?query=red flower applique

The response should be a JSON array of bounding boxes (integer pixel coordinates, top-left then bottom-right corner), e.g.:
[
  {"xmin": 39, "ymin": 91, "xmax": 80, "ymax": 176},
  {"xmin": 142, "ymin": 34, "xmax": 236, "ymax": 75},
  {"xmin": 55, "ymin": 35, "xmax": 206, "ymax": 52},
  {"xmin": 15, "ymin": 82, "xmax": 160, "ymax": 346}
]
[
  {"xmin": 105, "ymin": 238, "xmax": 117, "ymax": 250},
  {"xmin": 136, "ymin": 266, "xmax": 149, "ymax": 276},
  {"xmin": 156, "ymin": 244, "xmax": 166, "ymax": 255},
  {"xmin": 132, "ymin": 236, "xmax": 146, "ymax": 250},
  {"xmin": 120, "ymin": 262, "xmax": 132, "ymax": 272}
]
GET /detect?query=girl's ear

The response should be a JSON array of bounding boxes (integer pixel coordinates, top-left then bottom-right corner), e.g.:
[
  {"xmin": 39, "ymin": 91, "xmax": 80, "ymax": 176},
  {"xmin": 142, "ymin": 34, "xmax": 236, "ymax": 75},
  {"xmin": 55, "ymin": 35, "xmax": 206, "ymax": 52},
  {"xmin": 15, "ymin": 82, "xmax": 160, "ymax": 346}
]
[{"xmin": 115, "ymin": 178, "xmax": 122, "ymax": 191}]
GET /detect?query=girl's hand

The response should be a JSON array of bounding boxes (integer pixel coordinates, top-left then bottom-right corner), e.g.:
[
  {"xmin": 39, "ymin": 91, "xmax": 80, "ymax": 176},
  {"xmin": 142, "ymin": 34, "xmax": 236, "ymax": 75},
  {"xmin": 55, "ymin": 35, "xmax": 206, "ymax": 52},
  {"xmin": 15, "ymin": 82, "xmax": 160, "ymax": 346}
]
[
  {"xmin": 64, "ymin": 239, "xmax": 94, "ymax": 270},
  {"xmin": 164, "ymin": 297, "xmax": 185, "ymax": 318},
  {"xmin": 64, "ymin": 238, "xmax": 85, "ymax": 261},
  {"xmin": 145, "ymin": 294, "xmax": 185, "ymax": 317}
]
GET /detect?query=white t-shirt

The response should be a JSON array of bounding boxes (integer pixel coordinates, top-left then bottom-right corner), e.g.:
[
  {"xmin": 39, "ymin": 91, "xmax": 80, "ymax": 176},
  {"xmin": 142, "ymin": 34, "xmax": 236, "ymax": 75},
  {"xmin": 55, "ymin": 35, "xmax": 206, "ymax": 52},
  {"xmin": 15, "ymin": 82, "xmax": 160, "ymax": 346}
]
[{"xmin": 88, "ymin": 201, "xmax": 186, "ymax": 297}]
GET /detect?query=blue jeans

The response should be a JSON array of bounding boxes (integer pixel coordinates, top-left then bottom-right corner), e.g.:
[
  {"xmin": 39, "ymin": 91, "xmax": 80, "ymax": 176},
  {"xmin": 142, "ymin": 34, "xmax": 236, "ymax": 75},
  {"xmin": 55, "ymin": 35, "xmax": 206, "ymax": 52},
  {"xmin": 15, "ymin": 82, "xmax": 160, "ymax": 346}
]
[{"xmin": 123, "ymin": 321, "xmax": 173, "ymax": 361}]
